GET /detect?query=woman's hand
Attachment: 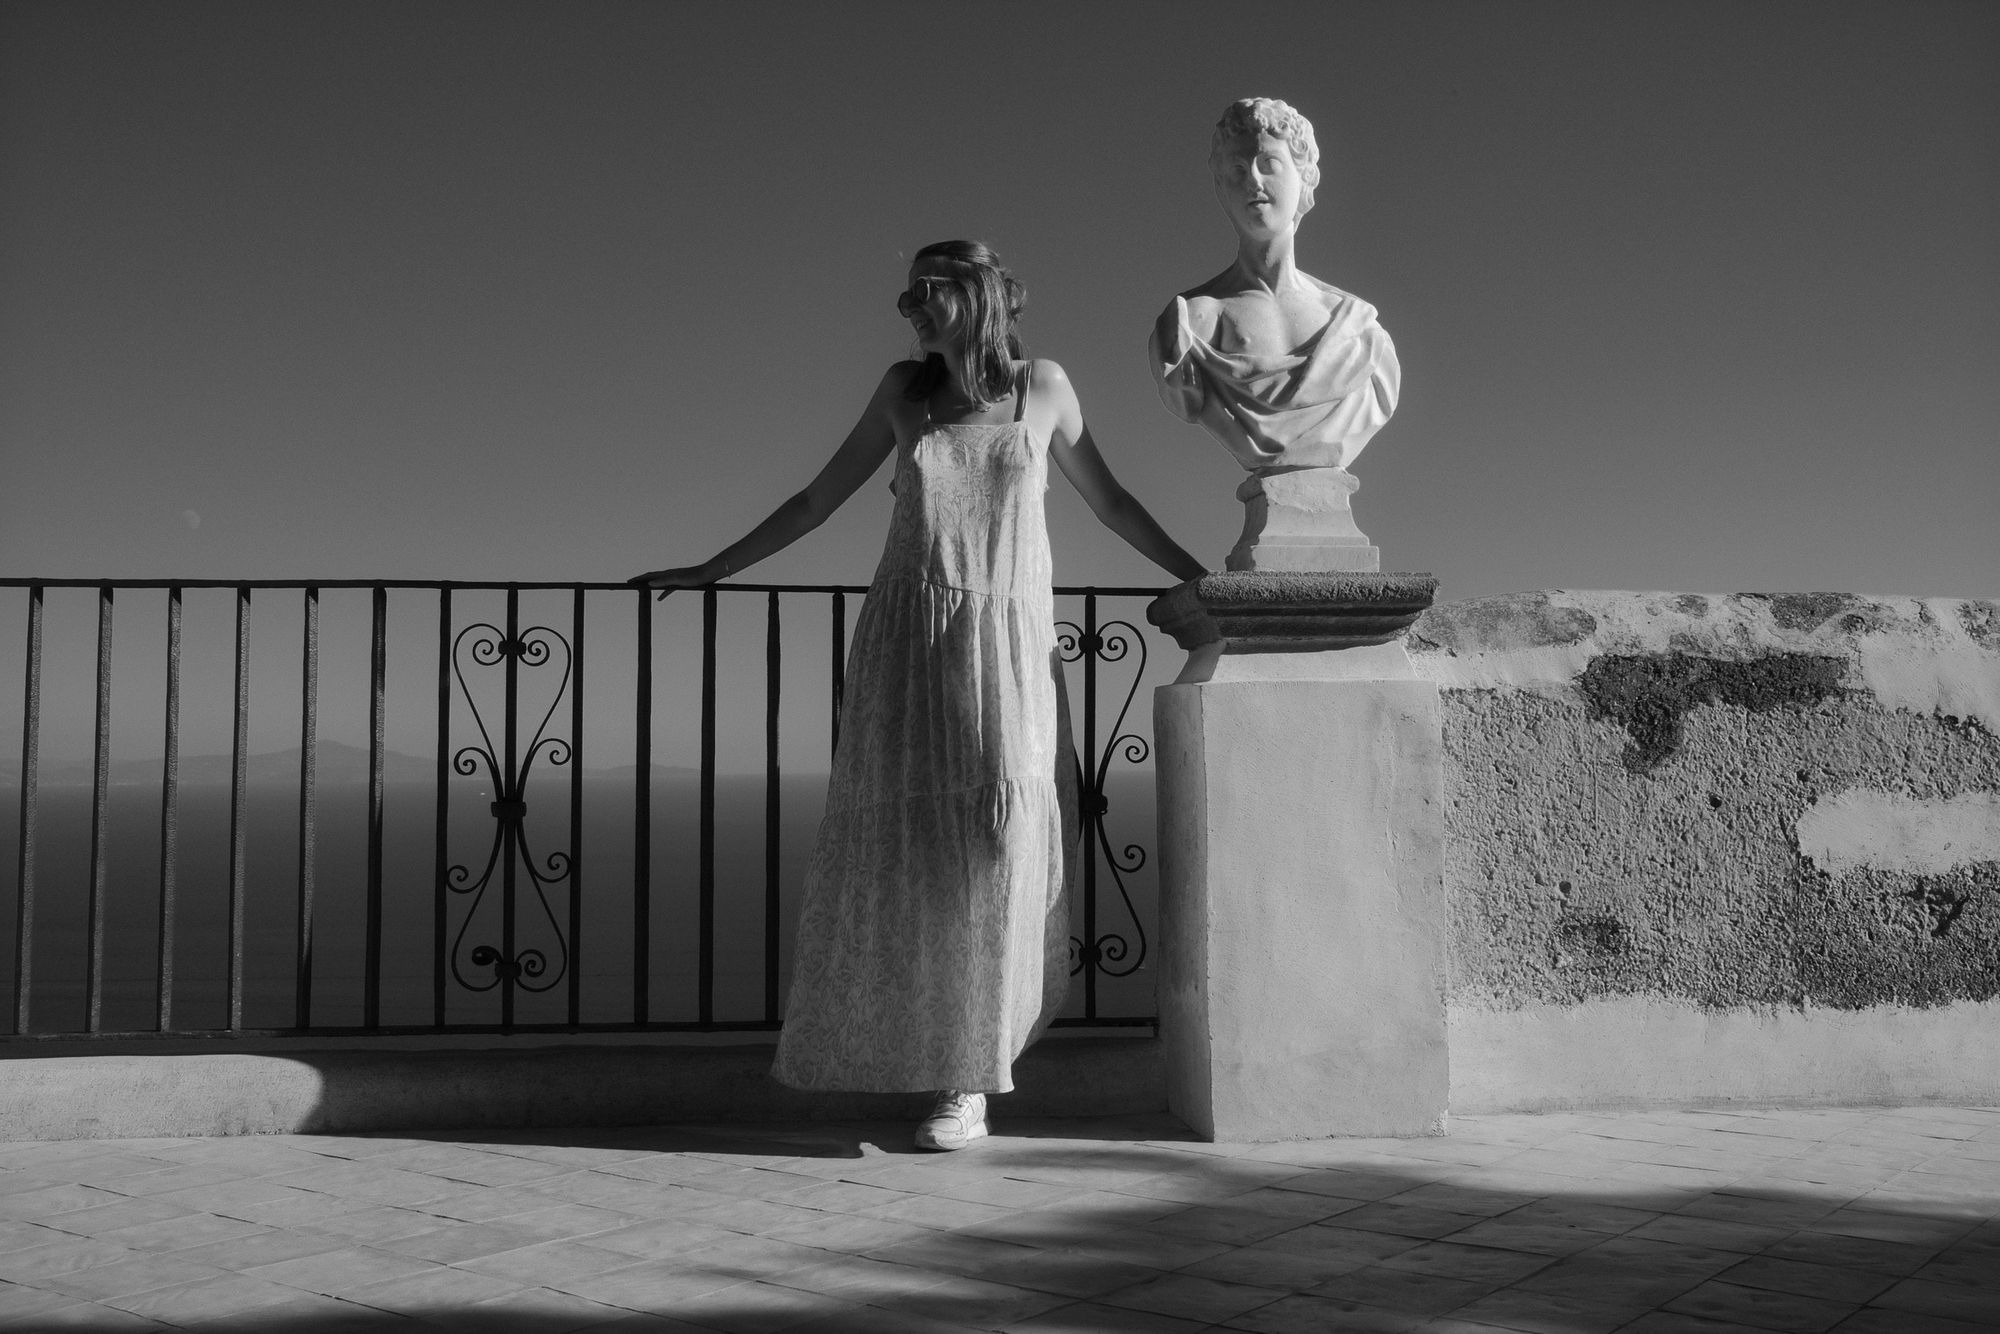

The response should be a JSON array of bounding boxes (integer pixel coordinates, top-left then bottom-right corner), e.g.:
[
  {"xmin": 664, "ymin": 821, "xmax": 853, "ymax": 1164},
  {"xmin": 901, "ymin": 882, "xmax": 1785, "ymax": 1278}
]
[{"xmin": 628, "ymin": 564, "xmax": 719, "ymax": 598}]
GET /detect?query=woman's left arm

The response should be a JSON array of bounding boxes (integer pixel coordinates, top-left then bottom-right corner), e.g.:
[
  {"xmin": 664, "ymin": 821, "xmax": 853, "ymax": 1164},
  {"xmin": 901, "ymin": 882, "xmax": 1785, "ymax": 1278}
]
[{"xmin": 1039, "ymin": 361, "xmax": 1207, "ymax": 582}]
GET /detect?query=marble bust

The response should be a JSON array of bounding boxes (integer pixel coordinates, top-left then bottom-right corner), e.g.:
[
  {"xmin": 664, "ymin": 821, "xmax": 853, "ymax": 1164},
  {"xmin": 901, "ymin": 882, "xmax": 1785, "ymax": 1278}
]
[{"xmin": 1151, "ymin": 97, "xmax": 1400, "ymax": 571}]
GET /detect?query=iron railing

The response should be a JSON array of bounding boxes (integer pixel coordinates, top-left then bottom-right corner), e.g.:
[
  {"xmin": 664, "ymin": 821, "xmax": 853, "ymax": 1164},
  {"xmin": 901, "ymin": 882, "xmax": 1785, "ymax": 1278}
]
[{"xmin": 0, "ymin": 579, "xmax": 1164, "ymax": 1041}]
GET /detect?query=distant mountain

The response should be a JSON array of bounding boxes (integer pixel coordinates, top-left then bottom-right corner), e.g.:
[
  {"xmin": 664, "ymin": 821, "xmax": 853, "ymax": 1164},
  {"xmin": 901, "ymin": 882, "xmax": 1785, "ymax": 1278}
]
[
  {"xmin": 588, "ymin": 762, "xmax": 723, "ymax": 780},
  {"xmin": 1, "ymin": 742, "xmax": 719, "ymax": 787},
  {"xmin": 7, "ymin": 741, "xmax": 430, "ymax": 788}
]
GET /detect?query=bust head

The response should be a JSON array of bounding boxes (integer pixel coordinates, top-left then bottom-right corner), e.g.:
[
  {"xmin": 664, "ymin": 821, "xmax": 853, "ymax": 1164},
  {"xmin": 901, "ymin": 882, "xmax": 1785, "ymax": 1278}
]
[{"xmin": 1208, "ymin": 98, "xmax": 1320, "ymax": 229}]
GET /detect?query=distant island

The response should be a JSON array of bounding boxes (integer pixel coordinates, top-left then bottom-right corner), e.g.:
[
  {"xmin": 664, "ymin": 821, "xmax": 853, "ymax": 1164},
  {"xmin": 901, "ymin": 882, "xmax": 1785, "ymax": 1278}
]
[{"xmin": 0, "ymin": 741, "xmax": 728, "ymax": 788}]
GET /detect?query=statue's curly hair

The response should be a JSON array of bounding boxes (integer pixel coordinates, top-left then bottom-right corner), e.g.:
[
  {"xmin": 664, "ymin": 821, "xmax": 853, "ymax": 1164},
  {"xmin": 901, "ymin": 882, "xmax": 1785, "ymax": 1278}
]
[{"xmin": 1209, "ymin": 98, "xmax": 1320, "ymax": 218}]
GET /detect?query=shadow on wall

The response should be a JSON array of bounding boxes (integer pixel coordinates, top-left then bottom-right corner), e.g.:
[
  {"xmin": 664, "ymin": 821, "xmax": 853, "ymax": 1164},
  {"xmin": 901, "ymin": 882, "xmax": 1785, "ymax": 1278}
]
[{"xmin": 21, "ymin": 1115, "xmax": 1994, "ymax": 1331}]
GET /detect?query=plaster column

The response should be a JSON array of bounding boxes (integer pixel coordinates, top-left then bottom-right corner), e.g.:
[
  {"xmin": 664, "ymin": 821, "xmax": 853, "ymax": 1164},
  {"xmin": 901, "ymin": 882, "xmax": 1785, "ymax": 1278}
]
[{"xmin": 1149, "ymin": 573, "xmax": 1447, "ymax": 1140}]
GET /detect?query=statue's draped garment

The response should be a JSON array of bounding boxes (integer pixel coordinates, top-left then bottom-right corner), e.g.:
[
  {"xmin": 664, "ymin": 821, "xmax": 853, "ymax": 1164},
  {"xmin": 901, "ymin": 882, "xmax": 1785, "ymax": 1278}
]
[{"xmin": 1153, "ymin": 288, "xmax": 1399, "ymax": 472}]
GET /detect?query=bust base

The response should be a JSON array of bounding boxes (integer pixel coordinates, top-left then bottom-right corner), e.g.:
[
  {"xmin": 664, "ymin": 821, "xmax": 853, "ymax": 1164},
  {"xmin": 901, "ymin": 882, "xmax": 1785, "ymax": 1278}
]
[{"xmin": 1228, "ymin": 467, "xmax": 1379, "ymax": 573}]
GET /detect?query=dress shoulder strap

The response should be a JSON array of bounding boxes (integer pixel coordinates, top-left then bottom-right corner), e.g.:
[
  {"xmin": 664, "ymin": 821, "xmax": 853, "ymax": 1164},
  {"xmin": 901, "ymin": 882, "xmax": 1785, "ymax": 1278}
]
[{"xmin": 1014, "ymin": 361, "xmax": 1031, "ymax": 423}]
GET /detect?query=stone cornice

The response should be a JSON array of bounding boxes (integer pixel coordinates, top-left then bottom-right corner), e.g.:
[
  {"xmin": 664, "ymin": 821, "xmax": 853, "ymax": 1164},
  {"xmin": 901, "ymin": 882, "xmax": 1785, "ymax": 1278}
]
[{"xmin": 1147, "ymin": 571, "xmax": 1439, "ymax": 654}]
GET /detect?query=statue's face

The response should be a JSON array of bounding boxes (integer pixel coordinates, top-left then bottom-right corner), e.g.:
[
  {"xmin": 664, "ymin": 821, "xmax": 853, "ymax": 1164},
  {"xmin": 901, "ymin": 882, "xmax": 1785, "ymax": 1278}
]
[{"xmin": 1213, "ymin": 130, "xmax": 1304, "ymax": 238}]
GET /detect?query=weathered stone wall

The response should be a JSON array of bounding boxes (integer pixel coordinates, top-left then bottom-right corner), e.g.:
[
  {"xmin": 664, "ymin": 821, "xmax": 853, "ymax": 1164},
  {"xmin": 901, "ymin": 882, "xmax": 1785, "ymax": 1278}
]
[{"xmin": 1410, "ymin": 590, "xmax": 2000, "ymax": 1110}]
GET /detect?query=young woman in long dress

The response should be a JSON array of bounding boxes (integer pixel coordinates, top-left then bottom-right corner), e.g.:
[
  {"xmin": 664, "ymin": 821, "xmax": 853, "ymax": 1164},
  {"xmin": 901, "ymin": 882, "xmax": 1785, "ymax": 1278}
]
[{"xmin": 634, "ymin": 241, "xmax": 1203, "ymax": 1149}]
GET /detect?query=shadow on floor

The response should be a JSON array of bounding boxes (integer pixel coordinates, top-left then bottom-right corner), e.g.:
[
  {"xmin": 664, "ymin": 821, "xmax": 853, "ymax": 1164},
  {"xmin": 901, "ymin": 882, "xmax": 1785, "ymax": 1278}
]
[
  {"xmin": 32, "ymin": 1120, "xmax": 2000, "ymax": 1332},
  {"xmin": 343, "ymin": 1110, "xmax": 1203, "ymax": 1160}
]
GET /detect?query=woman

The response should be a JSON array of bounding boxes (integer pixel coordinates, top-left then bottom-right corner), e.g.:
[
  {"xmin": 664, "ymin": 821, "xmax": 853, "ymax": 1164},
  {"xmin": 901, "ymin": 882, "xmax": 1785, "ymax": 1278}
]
[{"xmin": 634, "ymin": 241, "xmax": 1203, "ymax": 1149}]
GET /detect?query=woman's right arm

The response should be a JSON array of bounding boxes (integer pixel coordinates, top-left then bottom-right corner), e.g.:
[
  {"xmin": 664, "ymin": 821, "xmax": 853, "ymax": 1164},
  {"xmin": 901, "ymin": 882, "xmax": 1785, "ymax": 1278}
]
[{"xmin": 631, "ymin": 365, "xmax": 910, "ymax": 592}]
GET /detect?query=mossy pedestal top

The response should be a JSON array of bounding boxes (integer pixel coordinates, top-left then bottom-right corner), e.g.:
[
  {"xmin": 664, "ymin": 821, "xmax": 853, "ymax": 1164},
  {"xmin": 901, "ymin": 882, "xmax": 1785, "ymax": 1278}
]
[{"xmin": 1148, "ymin": 571, "xmax": 1437, "ymax": 655}]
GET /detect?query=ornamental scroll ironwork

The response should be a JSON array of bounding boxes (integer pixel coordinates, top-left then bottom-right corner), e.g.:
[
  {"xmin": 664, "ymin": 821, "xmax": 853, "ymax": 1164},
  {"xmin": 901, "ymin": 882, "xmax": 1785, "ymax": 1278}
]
[
  {"xmin": 1055, "ymin": 611, "xmax": 1150, "ymax": 995},
  {"xmin": 444, "ymin": 617, "xmax": 573, "ymax": 996}
]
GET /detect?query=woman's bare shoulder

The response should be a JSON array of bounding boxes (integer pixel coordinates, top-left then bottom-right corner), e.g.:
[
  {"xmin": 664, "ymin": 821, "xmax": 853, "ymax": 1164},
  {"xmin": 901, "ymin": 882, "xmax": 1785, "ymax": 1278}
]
[
  {"xmin": 1022, "ymin": 358, "xmax": 1077, "ymax": 396},
  {"xmin": 866, "ymin": 360, "xmax": 927, "ymax": 412},
  {"xmin": 859, "ymin": 362, "xmax": 927, "ymax": 438}
]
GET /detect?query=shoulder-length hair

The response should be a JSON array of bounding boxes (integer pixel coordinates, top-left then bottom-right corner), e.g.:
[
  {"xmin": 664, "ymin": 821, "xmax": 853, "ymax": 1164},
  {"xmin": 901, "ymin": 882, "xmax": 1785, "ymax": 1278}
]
[{"xmin": 904, "ymin": 240, "xmax": 1027, "ymax": 406}]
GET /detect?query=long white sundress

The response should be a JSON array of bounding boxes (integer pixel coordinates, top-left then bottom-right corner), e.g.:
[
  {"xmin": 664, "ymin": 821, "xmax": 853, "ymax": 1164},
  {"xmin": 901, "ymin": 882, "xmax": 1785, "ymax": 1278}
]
[{"xmin": 770, "ymin": 365, "xmax": 1079, "ymax": 1093}]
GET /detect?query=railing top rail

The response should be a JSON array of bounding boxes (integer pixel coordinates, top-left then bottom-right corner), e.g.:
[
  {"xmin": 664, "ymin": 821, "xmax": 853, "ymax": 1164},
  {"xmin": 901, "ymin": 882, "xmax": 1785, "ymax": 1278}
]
[{"xmin": 0, "ymin": 578, "xmax": 1174, "ymax": 597}]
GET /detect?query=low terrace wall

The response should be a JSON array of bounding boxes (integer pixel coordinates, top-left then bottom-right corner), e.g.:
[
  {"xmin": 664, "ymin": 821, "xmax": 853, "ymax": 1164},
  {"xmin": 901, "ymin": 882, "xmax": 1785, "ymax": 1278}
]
[
  {"xmin": 4, "ymin": 587, "xmax": 1993, "ymax": 1139},
  {"xmin": 1411, "ymin": 590, "xmax": 2000, "ymax": 1112}
]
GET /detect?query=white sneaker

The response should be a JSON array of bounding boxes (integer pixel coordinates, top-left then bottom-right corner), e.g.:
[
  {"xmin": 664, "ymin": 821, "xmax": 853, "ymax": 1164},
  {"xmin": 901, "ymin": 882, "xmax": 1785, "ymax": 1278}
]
[{"xmin": 915, "ymin": 1090, "xmax": 988, "ymax": 1151}]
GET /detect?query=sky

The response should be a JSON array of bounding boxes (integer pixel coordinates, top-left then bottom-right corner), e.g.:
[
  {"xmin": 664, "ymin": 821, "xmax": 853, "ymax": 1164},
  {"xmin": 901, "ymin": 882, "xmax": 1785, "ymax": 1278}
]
[{"xmin": 2, "ymin": 0, "xmax": 1996, "ymax": 601}]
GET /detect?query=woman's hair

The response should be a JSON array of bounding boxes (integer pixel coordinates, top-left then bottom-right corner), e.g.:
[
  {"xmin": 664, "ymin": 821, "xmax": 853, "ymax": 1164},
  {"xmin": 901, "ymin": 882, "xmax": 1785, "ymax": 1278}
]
[
  {"xmin": 904, "ymin": 240, "xmax": 1026, "ymax": 406},
  {"xmin": 1209, "ymin": 97, "xmax": 1320, "ymax": 218}
]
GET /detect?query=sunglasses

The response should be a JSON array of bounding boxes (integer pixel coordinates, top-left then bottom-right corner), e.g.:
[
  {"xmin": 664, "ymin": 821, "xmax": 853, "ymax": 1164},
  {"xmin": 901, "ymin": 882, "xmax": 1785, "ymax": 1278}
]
[{"xmin": 896, "ymin": 275, "xmax": 957, "ymax": 318}]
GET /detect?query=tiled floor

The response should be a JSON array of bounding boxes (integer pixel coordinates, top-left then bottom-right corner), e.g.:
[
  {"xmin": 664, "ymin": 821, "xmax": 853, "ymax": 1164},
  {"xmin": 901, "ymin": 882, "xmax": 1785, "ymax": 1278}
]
[{"xmin": 0, "ymin": 1104, "xmax": 1994, "ymax": 1332}]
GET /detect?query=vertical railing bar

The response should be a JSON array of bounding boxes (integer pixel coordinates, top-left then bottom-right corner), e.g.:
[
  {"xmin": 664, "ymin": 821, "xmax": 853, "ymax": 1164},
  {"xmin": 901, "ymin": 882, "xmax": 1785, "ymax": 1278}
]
[
  {"xmin": 296, "ymin": 586, "xmax": 318, "ymax": 1029},
  {"xmin": 763, "ymin": 591, "xmax": 781, "ymax": 1024},
  {"xmin": 226, "ymin": 586, "xmax": 249, "ymax": 1030},
  {"xmin": 12, "ymin": 585, "xmax": 43, "ymax": 1035},
  {"xmin": 156, "ymin": 586, "xmax": 182, "ymax": 1032},
  {"xmin": 0, "ymin": 578, "xmax": 1158, "ymax": 1044},
  {"xmin": 85, "ymin": 584, "xmax": 112, "ymax": 1034},
  {"xmin": 633, "ymin": 591, "xmax": 651, "ymax": 1024},
  {"xmin": 433, "ymin": 588, "xmax": 451, "ymax": 1029},
  {"xmin": 696, "ymin": 588, "xmax": 720, "ymax": 1032},
  {"xmin": 829, "ymin": 591, "xmax": 846, "ymax": 755},
  {"xmin": 500, "ymin": 587, "xmax": 519, "ymax": 1031},
  {"xmin": 567, "ymin": 588, "xmax": 584, "ymax": 1027},
  {"xmin": 364, "ymin": 585, "xmax": 386, "ymax": 1030},
  {"xmin": 1082, "ymin": 592, "xmax": 1099, "ymax": 1020}
]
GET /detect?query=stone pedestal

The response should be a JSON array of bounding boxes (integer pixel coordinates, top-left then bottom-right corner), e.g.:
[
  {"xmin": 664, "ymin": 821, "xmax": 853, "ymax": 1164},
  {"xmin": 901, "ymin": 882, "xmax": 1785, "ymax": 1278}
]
[
  {"xmin": 1228, "ymin": 467, "xmax": 1379, "ymax": 573},
  {"xmin": 1148, "ymin": 573, "xmax": 1447, "ymax": 1140}
]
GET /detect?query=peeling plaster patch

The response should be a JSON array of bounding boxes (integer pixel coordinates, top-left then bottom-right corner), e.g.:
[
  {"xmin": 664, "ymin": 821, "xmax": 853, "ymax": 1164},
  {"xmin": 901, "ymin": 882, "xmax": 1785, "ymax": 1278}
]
[
  {"xmin": 1578, "ymin": 653, "xmax": 1845, "ymax": 774},
  {"xmin": 1797, "ymin": 861, "xmax": 2000, "ymax": 1006},
  {"xmin": 1796, "ymin": 789, "xmax": 2000, "ymax": 875},
  {"xmin": 1443, "ymin": 686, "xmax": 2000, "ymax": 1013},
  {"xmin": 1960, "ymin": 602, "xmax": 1999, "ymax": 646},
  {"xmin": 1412, "ymin": 592, "xmax": 1998, "ymax": 709},
  {"xmin": 1413, "ymin": 643, "xmax": 1596, "ymax": 695},
  {"xmin": 1409, "ymin": 591, "xmax": 1597, "ymax": 656},
  {"xmin": 1441, "ymin": 605, "xmax": 2000, "ymax": 1017},
  {"xmin": 1855, "ymin": 598, "xmax": 2000, "ymax": 735},
  {"xmin": 1750, "ymin": 591, "xmax": 1862, "ymax": 633}
]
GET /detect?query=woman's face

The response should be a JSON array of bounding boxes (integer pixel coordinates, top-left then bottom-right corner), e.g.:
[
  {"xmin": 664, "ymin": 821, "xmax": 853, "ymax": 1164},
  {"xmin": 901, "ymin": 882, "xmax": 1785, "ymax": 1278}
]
[
  {"xmin": 903, "ymin": 259, "xmax": 961, "ymax": 355},
  {"xmin": 1213, "ymin": 130, "xmax": 1304, "ymax": 239}
]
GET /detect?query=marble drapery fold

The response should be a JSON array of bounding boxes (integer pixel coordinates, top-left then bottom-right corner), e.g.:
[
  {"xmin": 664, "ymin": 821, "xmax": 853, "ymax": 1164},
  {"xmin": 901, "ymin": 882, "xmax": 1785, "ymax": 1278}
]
[{"xmin": 1153, "ymin": 289, "xmax": 1400, "ymax": 472}]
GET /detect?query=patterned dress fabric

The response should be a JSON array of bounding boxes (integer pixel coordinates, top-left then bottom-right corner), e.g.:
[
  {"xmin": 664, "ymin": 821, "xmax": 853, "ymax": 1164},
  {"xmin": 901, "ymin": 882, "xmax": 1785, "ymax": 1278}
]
[{"xmin": 771, "ymin": 372, "xmax": 1078, "ymax": 1093}]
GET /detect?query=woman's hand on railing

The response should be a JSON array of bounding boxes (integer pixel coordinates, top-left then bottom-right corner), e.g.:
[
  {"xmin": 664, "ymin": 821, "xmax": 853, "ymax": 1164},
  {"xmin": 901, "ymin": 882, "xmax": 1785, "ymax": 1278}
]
[{"xmin": 629, "ymin": 564, "xmax": 720, "ymax": 599}]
